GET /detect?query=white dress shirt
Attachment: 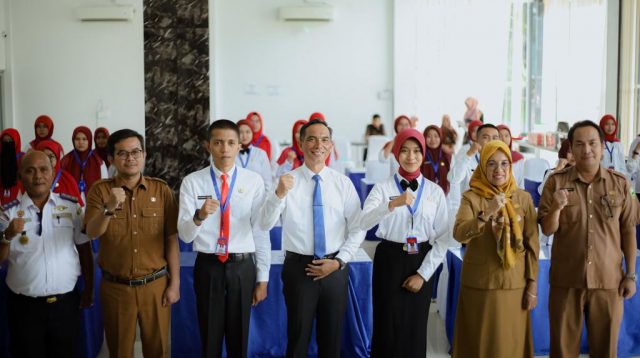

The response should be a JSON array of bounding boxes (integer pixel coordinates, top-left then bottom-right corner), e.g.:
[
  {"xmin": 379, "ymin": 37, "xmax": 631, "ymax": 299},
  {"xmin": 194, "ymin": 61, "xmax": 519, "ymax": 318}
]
[
  {"xmin": 178, "ymin": 165, "xmax": 271, "ymax": 282},
  {"xmin": 627, "ymin": 137, "xmax": 640, "ymax": 194},
  {"xmin": 360, "ymin": 174, "xmax": 449, "ymax": 281},
  {"xmin": 601, "ymin": 140, "xmax": 632, "ymax": 177},
  {"xmin": 260, "ymin": 165, "xmax": 365, "ymax": 263},
  {"xmin": 236, "ymin": 145, "xmax": 273, "ymax": 191},
  {"xmin": 447, "ymin": 144, "xmax": 479, "ymax": 211},
  {"xmin": 512, "ymin": 159, "xmax": 525, "ymax": 188},
  {"xmin": 378, "ymin": 148, "xmax": 400, "ymax": 176},
  {"xmin": 0, "ymin": 192, "xmax": 88, "ymax": 297}
]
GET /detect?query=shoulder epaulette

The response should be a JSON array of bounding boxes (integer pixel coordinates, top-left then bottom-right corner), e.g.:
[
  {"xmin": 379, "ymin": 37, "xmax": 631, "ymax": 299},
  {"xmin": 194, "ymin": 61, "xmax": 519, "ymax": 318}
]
[
  {"xmin": 609, "ymin": 169, "xmax": 628, "ymax": 181},
  {"xmin": 548, "ymin": 166, "xmax": 571, "ymax": 177},
  {"xmin": 1, "ymin": 199, "xmax": 20, "ymax": 211},
  {"xmin": 59, "ymin": 193, "xmax": 79, "ymax": 203}
]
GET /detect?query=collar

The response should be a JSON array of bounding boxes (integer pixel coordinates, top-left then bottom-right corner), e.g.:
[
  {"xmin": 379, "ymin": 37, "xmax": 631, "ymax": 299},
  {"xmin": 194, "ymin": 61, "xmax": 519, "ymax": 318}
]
[
  {"xmin": 211, "ymin": 164, "xmax": 237, "ymax": 179},
  {"xmin": 567, "ymin": 165, "xmax": 605, "ymax": 184},
  {"xmin": 301, "ymin": 164, "xmax": 329, "ymax": 182},
  {"xmin": 114, "ymin": 175, "xmax": 147, "ymax": 191},
  {"xmin": 19, "ymin": 191, "xmax": 56, "ymax": 212}
]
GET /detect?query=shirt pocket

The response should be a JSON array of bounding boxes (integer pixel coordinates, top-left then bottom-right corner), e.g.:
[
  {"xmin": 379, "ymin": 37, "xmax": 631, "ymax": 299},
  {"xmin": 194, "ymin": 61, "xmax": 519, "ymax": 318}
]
[
  {"xmin": 142, "ymin": 207, "xmax": 164, "ymax": 236},
  {"xmin": 560, "ymin": 196, "xmax": 581, "ymax": 224},
  {"xmin": 106, "ymin": 216, "xmax": 126, "ymax": 237},
  {"xmin": 419, "ymin": 200, "xmax": 439, "ymax": 238},
  {"xmin": 52, "ymin": 215, "xmax": 74, "ymax": 240}
]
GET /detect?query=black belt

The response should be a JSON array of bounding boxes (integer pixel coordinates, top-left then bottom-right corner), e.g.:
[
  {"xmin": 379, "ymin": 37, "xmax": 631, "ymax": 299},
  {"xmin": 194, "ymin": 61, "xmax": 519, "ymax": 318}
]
[
  {"xmin": 197, "ymin": 252, "xmax": 255, "ymax": 263},
  {"xmin": 102, "ymin": 267, "xmax": 168, "ymax": 287},
  {"xmin": 380, "ymin": 239, "xmax": 432, "ymax": 252},
  {"xmin": 11, "ymin": 290, "xmax": 74, "ymax": 304},
  {"xmin": 285, "ymin": 251, "xmax": 339, "ymax": 262}
]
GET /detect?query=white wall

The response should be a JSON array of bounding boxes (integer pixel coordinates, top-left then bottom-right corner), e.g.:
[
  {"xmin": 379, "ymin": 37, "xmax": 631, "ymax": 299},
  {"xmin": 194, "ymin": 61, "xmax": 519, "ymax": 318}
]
[
  {"xmin": 2, "ymin": 0, "xmax": 145, "ymax": 150},
  {"xmin": 211, "ymin": 0, "xmax": 393, "ymax": 146}
]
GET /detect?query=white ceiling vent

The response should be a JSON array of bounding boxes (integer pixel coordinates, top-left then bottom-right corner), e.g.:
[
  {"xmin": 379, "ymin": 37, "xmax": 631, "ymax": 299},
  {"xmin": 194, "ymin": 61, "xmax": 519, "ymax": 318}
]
[
  {"xmin": 278, "ymin": 5, "xmax": 334, "ymax": 22},
  {"xmin": 75, "ymin": 5, "xmax": 135, "ymax": 22}
]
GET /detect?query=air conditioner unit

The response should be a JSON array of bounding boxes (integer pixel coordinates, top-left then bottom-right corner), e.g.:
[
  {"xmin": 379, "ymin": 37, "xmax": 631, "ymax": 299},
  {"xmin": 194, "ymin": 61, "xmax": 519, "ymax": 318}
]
[
  {"xmin": 74, "ymin": 5, "xmax": 135, "ymax": 22},
  {"xmin": 278, "ymin": 5, "xmax": 334, "ymax": 22}
]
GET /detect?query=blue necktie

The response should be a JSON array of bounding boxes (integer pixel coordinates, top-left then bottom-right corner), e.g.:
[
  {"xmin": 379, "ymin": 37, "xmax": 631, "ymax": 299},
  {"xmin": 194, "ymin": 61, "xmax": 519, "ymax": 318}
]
[{"xmin": 312, "ymin": 174, "xmax": 326, "ymax": 259}]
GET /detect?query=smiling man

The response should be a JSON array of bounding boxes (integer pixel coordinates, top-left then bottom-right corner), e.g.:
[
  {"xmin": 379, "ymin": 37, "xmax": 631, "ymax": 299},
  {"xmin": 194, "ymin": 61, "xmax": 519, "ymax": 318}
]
[
  {"xmin": 178, "ymin": 119, "xmax": 270, "ymax": 358},
  {"xmin": 538, "ymin": 120, "xmax": 637, "ymax": 357},
  {"xmin": 261, "ymin": 118, "xmax": 365, "ymax": 358}
]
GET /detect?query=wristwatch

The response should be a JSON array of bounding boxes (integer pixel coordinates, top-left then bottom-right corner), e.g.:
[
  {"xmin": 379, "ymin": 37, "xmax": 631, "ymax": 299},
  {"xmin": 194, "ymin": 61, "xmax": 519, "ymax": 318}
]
[
  {"xmin": 626, "ymin": 272, "xmax": 637, "ymax": 282},
  {"xmin": 0, "ymin": 230, "xmax": 11, "ymax": 245},
  {"xmin": 193, "ymin": 209, "xmax": 206, "ymax": 222},
  {"xmin": 335, "ymin": 257, "xmax": 346, "ymax": 271},
  {"xmin": 102, "ymin": 205, "xmax": 115, "ymax": 217},
  {"xmin": 634, "ymin": 151, "xmax": 639, "ymax": 156}
]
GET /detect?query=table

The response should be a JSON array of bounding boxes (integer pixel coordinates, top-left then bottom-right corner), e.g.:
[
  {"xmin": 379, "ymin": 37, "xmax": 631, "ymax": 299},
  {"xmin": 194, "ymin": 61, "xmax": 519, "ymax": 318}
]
[
  {"xmin": 0, "ymin": 262, "xmax": 104, "ymax": 358},
  {"xmin": 359, "ymin": 178, "xmax": 381, "ymax": 241},
  {"xmin": 171, "ymin": 249, "xmax": 373, "ymax": 358},
  {"xmin": 346, "ymin": 168, "xmax": 366, "ymax": 202},
  {"xmin": 442, "ymin": 247, "xmax": 640, "ymax": 357}
]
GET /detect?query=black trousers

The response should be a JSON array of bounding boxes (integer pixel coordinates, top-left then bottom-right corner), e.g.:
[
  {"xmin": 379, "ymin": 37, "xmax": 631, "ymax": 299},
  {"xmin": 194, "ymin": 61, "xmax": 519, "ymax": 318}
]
[
  {"xmin": 7, "ymin": 289, "xmax": 80, "ymax": 358},
  {"xmin": 282, "ymin": 252, "xmax": 349, "ymax": 358},
  {"xmin": 193, "ymin": 252, "xmax": 257, "ymax": 358},
  {"xmin": 371, "ymin": 240, "xmax": 433, "ymax": 358}
]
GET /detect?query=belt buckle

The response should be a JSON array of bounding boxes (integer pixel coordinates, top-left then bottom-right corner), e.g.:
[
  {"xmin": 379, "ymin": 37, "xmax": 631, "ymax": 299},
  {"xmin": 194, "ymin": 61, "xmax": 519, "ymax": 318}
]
[
  {"xmin": 129, "ymin": 278, "xmax": 145, "ymax": 287},
  {"xmin": 46, "ymin": 296, "xmax": 57, "ymax": 304}
]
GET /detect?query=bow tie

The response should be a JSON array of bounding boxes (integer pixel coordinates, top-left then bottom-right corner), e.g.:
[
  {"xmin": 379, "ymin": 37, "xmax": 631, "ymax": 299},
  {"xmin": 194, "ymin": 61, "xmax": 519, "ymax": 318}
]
[
  {"xmin": 400, "ymin": 179, "xmax": 419, "ymax": 191},
  {"xmin": 240, "ymin": 148, "xmax": 250, "ymax": 155}
]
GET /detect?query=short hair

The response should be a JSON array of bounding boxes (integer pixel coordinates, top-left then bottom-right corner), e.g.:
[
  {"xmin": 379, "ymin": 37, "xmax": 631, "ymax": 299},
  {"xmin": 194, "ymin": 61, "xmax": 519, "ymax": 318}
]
[
  {"xmin": 208, "ymin": 119, "xmax": 240, "ymax": 139},
  {"xmin": 108, "ymin": 129, "xmax": 145, "ymax": 157},
  {"xmin": 372, "ymin": 114, "xmax": 381, "ymax": 120},
  {"xmin": 476, "ymin": 124, "xmax": 499, "ymax": 137},
  {"xmin": 300, "ymin": 119, "xmax": 333, "ymax": 140},
  {"xmin": 568, "ymin": 120, "xmax": 604, "ymax": 144}
]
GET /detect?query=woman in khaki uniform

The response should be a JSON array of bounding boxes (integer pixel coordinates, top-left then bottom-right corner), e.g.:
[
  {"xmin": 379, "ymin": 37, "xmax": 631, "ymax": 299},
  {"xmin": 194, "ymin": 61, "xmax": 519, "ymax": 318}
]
[{"xmin": 452, "ymin": 140, "xmax": 539, "ymax": 358}]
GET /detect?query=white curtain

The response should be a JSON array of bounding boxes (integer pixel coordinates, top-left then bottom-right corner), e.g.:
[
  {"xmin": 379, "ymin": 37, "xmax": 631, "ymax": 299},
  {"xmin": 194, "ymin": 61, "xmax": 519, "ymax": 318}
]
[{"xmin": 538, "ymin": 0, "xmax": 607, "ymax": 131}]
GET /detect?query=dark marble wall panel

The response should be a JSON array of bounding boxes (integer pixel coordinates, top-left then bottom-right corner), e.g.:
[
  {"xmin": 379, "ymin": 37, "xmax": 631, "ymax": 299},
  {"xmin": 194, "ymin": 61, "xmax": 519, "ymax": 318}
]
[{"xmin": 144, "ymin": 0, "xmax": 209, "ymax": 193}]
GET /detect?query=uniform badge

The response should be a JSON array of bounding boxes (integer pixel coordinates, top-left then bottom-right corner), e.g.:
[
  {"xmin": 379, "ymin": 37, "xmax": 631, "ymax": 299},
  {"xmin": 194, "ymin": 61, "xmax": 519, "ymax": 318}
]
[
  {"xmin": 19, "ymin": 232, "xmax": 29, "ymax": 245},
  {"xmin": 77, "ymin": 207, "xmax": 83, "ymax": 215},
  {"xmin": 151, "ymin": 197, "xmax": 157, "ymax": 202},
  {"xmin": 17, "ymin": 210, "xmax": 24, "ymax": 218},
  {"xmin": 55, "ymin": 205, "xmax": 68, "ymax": 211},
  {"xmin": 239, "ymin": 188, "xmax": 245, "ymax": 194}
]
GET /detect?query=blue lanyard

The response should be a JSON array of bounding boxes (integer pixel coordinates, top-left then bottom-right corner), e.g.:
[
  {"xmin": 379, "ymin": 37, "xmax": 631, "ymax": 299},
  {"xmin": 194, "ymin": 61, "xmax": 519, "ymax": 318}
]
[
  {"xmin": 605, "ymin": 142, "xmax": 614, "ymax": 163},
  {"xmin": 255, "ymin": 134, "xmax": 264, "ymax": 146},
  {"xmin": 50, "ymin": 170, "xmax": 63, "ymax": 191},
  {"xmin": 425, "ymin": 149, "xmax": 442, "ymax": 175},
  {"xmin": 393, "ymin": 174, "xmax": 425, "ymax": 217},
  {"xmin": 239, "ymin": 148, "xmax": 251, "ymax": 168},
  {"xmin": 72, "ymin": 150, "xmax": 93, "ymax": 175},
  {"xmin": 209, "ymin": 167, "xmax": 238, "ymax": 214},
  {"xmin": 474, "ymin": 153, "xmax": 480, "ymax": 165}
]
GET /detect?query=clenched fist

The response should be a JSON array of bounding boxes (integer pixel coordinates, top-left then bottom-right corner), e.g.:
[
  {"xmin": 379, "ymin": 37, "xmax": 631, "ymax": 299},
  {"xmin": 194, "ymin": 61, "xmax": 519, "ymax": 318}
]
[
  {"xmin": 106, "ymin": 188, "xmax": 126, "ymax": 212},
  {"xmin": 198, "ymin": 198, "xmax": 219, "ymax": 221},
  {"xmin": 287, "ymin": 150, "xmax": 297, "ymax": 163},
  {"xmin": 389, "ymin": 191, "xmax": 415, "ymax": 210},
  {"xmin": 552, "ymin": 189, "xmax": 569, "ymax": 211},
  {"xmin": 276, "ymin": 174, "xmax": 294, "ymax": 199},
  {"xmin": 467, "ymin": 141, "xmax": 482, "ymax": 157},
  {"xmin": 5, "ymin": 218, "xmax": 25, "ymax": 239}
]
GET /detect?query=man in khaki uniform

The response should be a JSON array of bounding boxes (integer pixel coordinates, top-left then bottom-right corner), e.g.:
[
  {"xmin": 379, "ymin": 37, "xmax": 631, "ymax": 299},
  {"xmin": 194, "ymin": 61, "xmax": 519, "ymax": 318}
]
[
  {"xmin": 539, "ymin": 120, "xmax": 637, "ymax": 357},
  {"xmin": 85, "ymin": 129, "xmax": 180, "ymax": 358}
]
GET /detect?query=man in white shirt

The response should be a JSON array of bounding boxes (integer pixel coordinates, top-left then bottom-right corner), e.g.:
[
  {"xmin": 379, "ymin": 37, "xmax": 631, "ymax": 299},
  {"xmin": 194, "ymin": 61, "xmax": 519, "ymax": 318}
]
[
  {"xmin": 261, "ymin": 119, "xmax": 365, "ymax": 358},
  {"xmin": 0, "ymin": 151, "xmax": 91, "ymax": 357},
  {"xmin": 178, "ymin": 119, "xmax": 270, "ymax": 358}
]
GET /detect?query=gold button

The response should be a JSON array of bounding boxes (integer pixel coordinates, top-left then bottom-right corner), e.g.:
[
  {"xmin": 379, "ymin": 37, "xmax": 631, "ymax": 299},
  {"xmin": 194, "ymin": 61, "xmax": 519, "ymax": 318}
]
[
  {"xmin": 589, "ymin": 214, "xmax": 593, "ymax": 218},
  {"xmin": 134, "ymin": 249, "xmax": 138, "ymax": 253},
  {"xmin": 132, "ymin": 197, "xmax": 136, "ymax": 201},
  {"xmin": 153, "ymin": 213, "xmax": 156, "ymax": 217},
  {"xmin": 589, "ymin": 200, "xmax": 592, "ymax": 204},
  {"xmin": 588, "ymin": 261, "xmax": 592, "ymax": 265},
  {"xmin": 133, "ymin": 214, "xmax": 137, "ymax": 218},
  {"xmin": 133, "ymin": 231, "xmax": 137, "ymax": 235}
]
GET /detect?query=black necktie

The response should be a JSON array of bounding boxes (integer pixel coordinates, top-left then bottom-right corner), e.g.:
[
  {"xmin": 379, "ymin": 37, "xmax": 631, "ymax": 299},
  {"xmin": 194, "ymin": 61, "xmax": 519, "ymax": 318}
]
[
  {"xmin": 400, "ymin": 179, "xmax": 419, "ymax": 191},
  {"xmin": 240, "ymin": 148, "xmax": 250, "ymax": 155}
]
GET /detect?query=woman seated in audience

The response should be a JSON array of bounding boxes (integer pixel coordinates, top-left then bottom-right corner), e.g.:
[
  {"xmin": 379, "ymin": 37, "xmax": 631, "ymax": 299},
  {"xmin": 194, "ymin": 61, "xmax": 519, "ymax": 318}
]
[
  {"xmin": 440, "ymin": 114, "xmax": 458, "ymax": 156},
  {"xmin": 60, "ymin": 126, "xmax": 108, "ymax": 201},
  {"xmin": 360, "ymin": 128, "xmax": 449, "ymax": 358},
  {"xmin": 246, "ymin": 111, "xmax": 273, "ymax": 161},
  {"xmin": 452, "ymin": 140, "xmax": 539, "ymax": 358},
  {"xmin": 94, "ymin": 127, "xmax": 111, "ymax": 168},
  {"xmin": 36, "ymin": 139, "xmax": 84, "ymax": 206},
  {"xmin": 421, "ymin": 125, "xmax": 451, "ymax": 195},
  {"xmin": 275, "ymin": 119, "xmax": 307, "ymax": 177},
  {"xmin": 600, "ymin": 114, "xmax": 634, "ymax": 177},
  {"xmin": 363, "ymin": 114, "xmax": 386, "ymax": 161},
  {"xmin": 380, "ymin": 115, "xmax": 412, "ymax": 174},
  {"xmin": 497, "ymin": 124, "xmax": 525, "ymax": 188},
  {"xmin": 28, "ymin": 115, "xmax": 65, "ymax": 158},
  {"xmin": 0, "ymin": 128, "xmax": 24, "ymax": 205},
  {"xmin": 462, "ymin": 97, "xmax": 484, "ymax": 145},
  {"xmin": 236, "ymin": 119, "xmax": 273, "ymax": 191}
]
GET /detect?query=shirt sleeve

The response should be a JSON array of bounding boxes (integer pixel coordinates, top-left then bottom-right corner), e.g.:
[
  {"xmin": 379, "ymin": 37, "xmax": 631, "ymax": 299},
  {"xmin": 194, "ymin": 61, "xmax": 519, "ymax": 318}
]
[
  {"xmin": 417, "ymin": 188, "xmax": 449, "ymax": 281},
  {"xmin": 275, "ymin": 161, "xmax": 293, "ymax": 178},
  {"xmin": 251, "ymin": 177, "xmax": 271, "ymax": 282},
  {"xmin": 84, "ymin": 183, "xmax": 105, "ymax": 228},
  {"xmin": 162, "ymin": 183, "xmax": 178, "ymax": 237},
  {"xmin": 448, "ymin": 151, "xmax": 473, "ymax": 185},
  {"xmin": 73, "ymin": 203, "xmax": 90, "ymax": 245},
  {"xmin": 100, "ymin": 163, "xmax": 109, "ymax": 179},
  {"xmin": 259, "ymin": 151, "xmax": 274, "ymax": 192},
  {"xmin": 522, "ymin": 193, "xmax": 539, "ymax": 281},
  {"xmin": 177, "ymin": 175, "xmax": 202, "ymax": 243},
  {"xmin": 359, "ymin": 183, "xmax": 393, "ymax": 231},
  {"xmin": 335, "ymin": 179, "xmax": 365, "ymax": 263},
  {"xmin": 260, "ymin": 190, "xmax": 285, "ymax": 231},
  {"xmin": 453, "ymin": 193, "xmax": 487, "ymax": 244},
  {"xmin": 537, "ymin": 175, "xmax": 557, "ymax": 224}
]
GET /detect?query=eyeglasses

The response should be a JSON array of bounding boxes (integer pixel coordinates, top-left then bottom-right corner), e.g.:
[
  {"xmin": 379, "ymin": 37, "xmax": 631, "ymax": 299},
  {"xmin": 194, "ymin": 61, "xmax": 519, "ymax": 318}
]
[
  {"xmin": 487, "ymin": 161, "xmax": 511, "ymax": 171},
  {"xmin": 116, "ymin": 149, "xmax": 144, "ymax": 160}
]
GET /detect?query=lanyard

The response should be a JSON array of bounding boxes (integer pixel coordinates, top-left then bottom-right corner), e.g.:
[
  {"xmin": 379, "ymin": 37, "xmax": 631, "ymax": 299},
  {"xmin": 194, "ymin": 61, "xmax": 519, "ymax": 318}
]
[
  {"xmin": 255, "ymin": 134, "xmax": 264, "ymax": 146},
  {"xmin": 474, "ymin": 153, "xmax": 480, "ymax": 165},
  {"xmin": 50, "ymin": 170, "xmax": 63, "ymax": 191},
  {"xmin": 209, "ymin": 167, "xmax": 238, "ymax": 215},
  {"xmin": 72, "ymin": 150, "xmax": 93, "ymax": 177},
  {"xmin": 605, "ymin": 142, "xmax": 614, "ymax": 164},
  {"xmin": 239, "ymin": 148, "xmax": 251, "ymax": 168},
  {"xmin": 425, "ymin": 149, "xmax": 442, "ymax": 175},
  {"xmin": 393, "ymin": 174, "xmax": 425, "ymax": 230}
]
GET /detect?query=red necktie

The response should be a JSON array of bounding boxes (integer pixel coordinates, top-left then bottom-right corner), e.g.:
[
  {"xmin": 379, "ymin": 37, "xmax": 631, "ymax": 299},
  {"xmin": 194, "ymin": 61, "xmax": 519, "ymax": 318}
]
[{"xmin": 218, "ymin": 174, "xmax": 230, "ymax": 263}]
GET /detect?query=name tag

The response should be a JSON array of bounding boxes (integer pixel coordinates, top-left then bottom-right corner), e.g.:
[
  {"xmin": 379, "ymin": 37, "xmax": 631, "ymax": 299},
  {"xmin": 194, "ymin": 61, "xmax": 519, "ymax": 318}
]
[
  {"xmin": 215, "ymin": 238, "xmax": 228, "ymax": 256},
  {"xmin": 404, "ymin": 237, "xmax": 419, "ymax": 255},
  {"xmin": 197, "ymin": 195, "xmax": 212, "ymax": 200}
]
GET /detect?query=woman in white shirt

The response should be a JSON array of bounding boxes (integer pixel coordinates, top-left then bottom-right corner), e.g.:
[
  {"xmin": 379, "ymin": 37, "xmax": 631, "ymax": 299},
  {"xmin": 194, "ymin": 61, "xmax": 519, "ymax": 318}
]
[
  {"xmin": 361, "ymin": 128, "xmax": 449, "ymax": 358},
  {"xmin": 236, "ymin": 119, "xmax": 273, "ymax": 191},
  {"xmin": 600, "ymin": 114, "xmax": 632, "ymax": 176},
  {"xmin": 497, "ymin": 124, "xmax": 525, "ymax": 188}
]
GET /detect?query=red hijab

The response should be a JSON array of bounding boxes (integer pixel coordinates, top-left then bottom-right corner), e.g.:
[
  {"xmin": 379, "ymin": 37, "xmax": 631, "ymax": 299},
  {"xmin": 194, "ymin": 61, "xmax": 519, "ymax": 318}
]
[
  {"xmin": 467, "ymin": 120, "xmax": 483, "ymax": 142},
  {"xmin": 599, "ymin": 114, "xmax": 619, "ymax": 142},
  {"xmin": 246, "ymin": 112, "xmax": 272, "ymax": 160},
  {"xmin": 60, "ymin": 126, "xmax": 104, "ymax": 195},
  {"xmin": 237, "ymin": 119, "xmax": 253, "ymax": 149},
  {"xmin": 421, "ymin": 125, "xmax": 451, "ymax": 194},
  {"xmin": 392, "ymin": 128, "xmax": 425, "ymax": 181},
  {"xmin": 383, "ymin": 115, "xmax": 412, "ymax": 153},
  {"xmin": 94, "ymin": 127, "xmax": 111, "ymax": 167},
  {"xmin": 35, "ymin": 140, "xmax": 84, "ymax": 206},
  {"xmin": 277, "ymin": 120, "xmax": 307, "ymax": 169},
  {"xmin": 0, "ymin": 128, "xmax": 24, "ymax": 204},
  {"xmin": 30, "ymin": 115, "xmax": 65, "ymax": 157},
  {"xmin": 496, "ymin": 124, "xmax": 524, "ymax": 162}
]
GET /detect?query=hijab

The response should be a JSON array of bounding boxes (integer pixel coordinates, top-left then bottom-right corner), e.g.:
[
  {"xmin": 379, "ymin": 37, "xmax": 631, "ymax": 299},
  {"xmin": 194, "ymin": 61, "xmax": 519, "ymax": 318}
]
[
  {"xmin": 276, "ymin": 120, "xmax": 307, "ymax": 169},
  {"xmin": 94, "ymin": 127, "xmax": 111, "ymax": 167},
  {"xmin": 59, "ymin": 126, "xmax": 104, "ymax": 195},
  {"xmin": 392, "ymin": 128, "xmax": 425, "ymax": 182},
  {"xmin": 421, "ymin": 125, "xmax": 451, "ymax": 194},
  {"xmin": 497, "ymin": 124, "xmax": 524, "ymax": 163},
  {"xmin": 246, "ymin": 111, "xmax": 272, "ymax": 160},
  {"xmin": 599, "ymin": 114, "xmax": 619, "ymax": 142}
]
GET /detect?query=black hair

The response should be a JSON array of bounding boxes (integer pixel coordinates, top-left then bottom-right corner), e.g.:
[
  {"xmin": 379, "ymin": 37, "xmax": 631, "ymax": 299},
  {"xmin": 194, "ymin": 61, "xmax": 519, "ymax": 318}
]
[
  {"xmin": 476, "ymin": 123, "xmax": 499, "ymax": 137},
  {"xmin": 568, "ymin": 120, "xmax": 604, "ymax": 144},
  {"xmin": 107, "ymin": 129, "xmax": 145, "ymax": 157},
  {"xmin": 208, "ymin": 119, "xmax": 240, "ymax": 139},
  {"xmin": 300, "ymin": 119, "xmax": 333, "ymax": 140},
  {"xmin": 372, "ymin": 114, "xmax": 381, "ymax": 120}
]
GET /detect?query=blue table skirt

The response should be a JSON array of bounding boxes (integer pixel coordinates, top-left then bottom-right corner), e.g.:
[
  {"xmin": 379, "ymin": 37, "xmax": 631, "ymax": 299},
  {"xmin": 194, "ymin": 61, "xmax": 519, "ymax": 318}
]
[
  {"xmin": 171, "ymin": 250, "xmax": 373, "ymax": 358},
  {"xmin": 0, "ymin": 262, "xmax": 104, "ymax": 358},
  {"xmin": 444, "ymin": 248, "xmax": 640, "ymax": 357}
]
